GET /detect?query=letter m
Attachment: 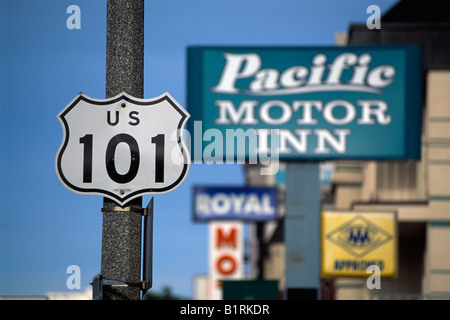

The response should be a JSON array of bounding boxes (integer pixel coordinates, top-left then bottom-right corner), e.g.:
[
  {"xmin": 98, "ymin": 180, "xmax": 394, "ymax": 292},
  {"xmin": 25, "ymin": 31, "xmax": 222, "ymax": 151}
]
[
  {"xmin": 215, "ymin": 100, "xmax": 258, "ymax": 125},
  {"xmin": 217, "ymin": 227, "xmax": 237, "ymax": 249}
]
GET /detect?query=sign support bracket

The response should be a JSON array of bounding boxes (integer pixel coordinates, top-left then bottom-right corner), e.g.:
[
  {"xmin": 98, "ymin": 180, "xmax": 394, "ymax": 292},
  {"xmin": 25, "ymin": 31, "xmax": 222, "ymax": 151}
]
[
  {"xmin": 142, "ymin": 197, "xmax": 154, "ymax": 293},
  {"xmin": 93, "ymin": 197, "xmax": 153, "ymax": 300}
]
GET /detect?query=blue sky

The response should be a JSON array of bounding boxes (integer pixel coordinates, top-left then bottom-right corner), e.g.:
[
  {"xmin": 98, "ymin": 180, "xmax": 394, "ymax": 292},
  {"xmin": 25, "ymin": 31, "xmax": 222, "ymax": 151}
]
[{"xmin": 0, "ymin": 0, "xmax": 398, "ymax": 298}]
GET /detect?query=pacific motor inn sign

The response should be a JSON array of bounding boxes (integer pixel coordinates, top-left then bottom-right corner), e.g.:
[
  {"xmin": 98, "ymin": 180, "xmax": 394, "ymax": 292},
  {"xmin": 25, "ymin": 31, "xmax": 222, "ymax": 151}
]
[{"xmin": 187, "ymin": 46, "xmax": 422, "ymax": 160}]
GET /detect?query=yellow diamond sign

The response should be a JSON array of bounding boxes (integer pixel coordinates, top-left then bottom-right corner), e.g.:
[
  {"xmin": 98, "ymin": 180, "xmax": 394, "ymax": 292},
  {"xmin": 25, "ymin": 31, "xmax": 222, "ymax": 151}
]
[{"xmin": 321, "ymin": 210, "xmax": 397, "ymax": 278}]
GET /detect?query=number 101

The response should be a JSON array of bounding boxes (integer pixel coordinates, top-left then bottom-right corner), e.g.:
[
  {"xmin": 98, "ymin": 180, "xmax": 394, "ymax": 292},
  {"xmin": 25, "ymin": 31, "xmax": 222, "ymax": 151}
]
[{"xmin": 79, "ymin": 133, "xmax": 165, "ymax": 184}]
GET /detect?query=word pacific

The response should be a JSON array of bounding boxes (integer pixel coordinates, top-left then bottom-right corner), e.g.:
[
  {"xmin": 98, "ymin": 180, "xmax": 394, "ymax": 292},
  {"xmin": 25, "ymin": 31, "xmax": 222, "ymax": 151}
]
[{"xmin": 212, "ymin": 52, "xmax": 395, "ymax": 95}]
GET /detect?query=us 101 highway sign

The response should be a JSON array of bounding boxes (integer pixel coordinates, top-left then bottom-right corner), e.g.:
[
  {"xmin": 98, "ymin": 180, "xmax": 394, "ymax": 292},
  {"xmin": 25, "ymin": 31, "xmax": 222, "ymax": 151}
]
[{"xmin": 55, "ymin": 92, "xmax": 190, "ymax": 206}]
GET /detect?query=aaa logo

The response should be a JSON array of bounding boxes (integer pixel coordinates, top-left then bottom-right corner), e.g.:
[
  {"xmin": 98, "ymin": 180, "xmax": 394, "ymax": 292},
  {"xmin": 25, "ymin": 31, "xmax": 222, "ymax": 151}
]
[{"xmin": 326, "ymin": 215, "xmax": 393, "ymax": 258}]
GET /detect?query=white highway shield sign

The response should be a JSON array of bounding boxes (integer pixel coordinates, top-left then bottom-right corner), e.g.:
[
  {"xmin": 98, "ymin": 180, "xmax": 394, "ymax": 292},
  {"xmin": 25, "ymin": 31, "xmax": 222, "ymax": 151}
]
[{"xmin": 56, "ymin": 92, "xmax": 190, "ymax": 205}]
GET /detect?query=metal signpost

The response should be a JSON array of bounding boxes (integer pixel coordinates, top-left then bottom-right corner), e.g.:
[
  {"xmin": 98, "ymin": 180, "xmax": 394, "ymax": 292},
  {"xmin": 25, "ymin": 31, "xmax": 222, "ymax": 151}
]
[
  {"xmin": 56, "ymin": 0, "xmax": 190, "ymax": 300},
  {"xmin": 101, "ymin": 0, "xmax": 144, "ymax": 301}
]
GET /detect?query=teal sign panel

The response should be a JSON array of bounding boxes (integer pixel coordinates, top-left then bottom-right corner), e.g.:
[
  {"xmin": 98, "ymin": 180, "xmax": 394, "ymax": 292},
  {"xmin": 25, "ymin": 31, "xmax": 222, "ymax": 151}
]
[{"xmin": 186, "ymin": 46, "xmax": 422, "ymax": 161}]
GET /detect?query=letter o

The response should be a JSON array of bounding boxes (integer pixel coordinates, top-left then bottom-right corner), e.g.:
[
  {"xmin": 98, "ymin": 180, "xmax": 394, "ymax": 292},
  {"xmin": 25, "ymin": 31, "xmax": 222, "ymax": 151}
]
[
  {"xmin": 323, "ymin": 100, "xmax": 355, "ymax": 125},
  {"xmin": 211, "ymin": 193, "xmax": 231, "ymax": 215},
  {"xmin": 216, "ymin": 254, "xmax": 237, "ymax": 275},
  {"xmin": 105, "ymin": 133, "xmax": 140, "ymax": 183},
  {"xmin": 260, "ymin": 100, "xmax": 292, "ymax": 125}
]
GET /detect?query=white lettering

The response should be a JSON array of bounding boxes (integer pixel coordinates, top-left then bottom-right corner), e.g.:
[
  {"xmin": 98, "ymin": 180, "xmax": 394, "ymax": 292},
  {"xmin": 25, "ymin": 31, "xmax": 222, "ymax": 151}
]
[
  {"xmin": 326, "ymin": 53, "xmax": 358, "ymax": 84},
  {"xmin": 250, "ymin": 69, "xmax": 279, "ymax": 91},
  {"xmin": 212, "ymin": 52, "xmax": 395, "ymax": 95},
  {"xmin": 231, "ymin": 194, "xmax": 246, "ymax": 214},
  {"xmin": 212, "ymin": 53, "xmax": 261, "ymax": 93},
  {"xmin": 225, "ymin": 128, "xmax": 258, "ymax": 164},
  {"xmin": 214, "ymin": 99, "xmax": 389, "ymax": 126},
  {"xmin": 215, "ymin": 100, "xmax": 258, "ymax": 125},
  {"xmin": 261, "ymin": 194, "xmax": 275, "ymax": 214},
  {"xmin": 357, "ymin": 100, "xmax": 391, "ymax": 124},
  {"xmin": 66, "ymin": 5, "xmax": 81, "ymax": 30},
  {"xmin": 196, "ymin": 194, "xmax": 210, "ymax": 214},
  {"xmin": 307, "ymin": 54, "xmax": 327, "ymax": 85},
  {"xmin": 211, "ymin": 193, "xmax": 231, "ymax": 215},
  {"xmin": 367, "ymin": 66, "xmax": 395, "ymax": 88},
  {"xmin": 366, "ymin": 5, "xmax": 381, "ymax": 30},
  {"xmin": 314, "ymin": 129, "xmax": 350, "ymax": 153},
  {"xmin": 203, "ymin": 128, "xmax": 223, "ymax": 164},
  {"xmin": 366, "ymin": 265, "xmax": 381, "ymax": 289},
  {"xmin": 280, "ymin": 66, "xmax": 308, "ymax": 88},
  {"xmin": 196, "ymin": 193, "xmax": 275, "ymax": 216},
  {"xmin": 293, "ymin": 100, "xmax": 322, "ymax": 125},
  {"xmin": 279, "ymin": 130, "xmax": 311, "ymax": 154},
  {"xmin": 323, "ymin": 100, "xmax": 356, "ymax": 125},
  {"xmin": 243, "ymin": 194, "xmax": 261, "ymax": 213},
  {"xmin": 260, "ymin": 100, "xmax": 292, "ymax": 125},
  {"xmin": 351, "ymin": 54, "xmax": 372, "ymax": 84},
  {"xmin": 66, "ymin": 265, "xmax": 81, "ymax": 290},
  {"xmin": 258, "ymin": 129, "xmax": 280, "ymax": 176}
]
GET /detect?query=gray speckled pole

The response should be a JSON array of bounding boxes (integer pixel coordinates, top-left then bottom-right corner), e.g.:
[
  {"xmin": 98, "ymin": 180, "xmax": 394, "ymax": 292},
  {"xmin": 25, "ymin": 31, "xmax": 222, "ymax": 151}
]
[{"xmin": 102, "ymin": 0, "xmax": 144, "ymax": 300}]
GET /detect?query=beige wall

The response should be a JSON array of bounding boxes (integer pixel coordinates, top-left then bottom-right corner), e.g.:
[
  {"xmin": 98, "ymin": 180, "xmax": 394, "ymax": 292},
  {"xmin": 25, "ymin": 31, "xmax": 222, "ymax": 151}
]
[
  {"xmin": 331, "ymin": 71, "xmax": 450, "ymax": 299},
  {"xmin": 246, "ymin": 65, "xmax": 450, "ymax": 300}
]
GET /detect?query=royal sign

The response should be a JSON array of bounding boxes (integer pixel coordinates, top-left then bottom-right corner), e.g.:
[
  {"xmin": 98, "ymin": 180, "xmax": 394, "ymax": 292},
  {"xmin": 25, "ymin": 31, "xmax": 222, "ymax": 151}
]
[
  {"xmin": 187, "ymin": 45, "xmax": 422, "ymax": 161},
  {"xmin": 193, "ymin": 186, "xmax": 277, "ymax": 221}
]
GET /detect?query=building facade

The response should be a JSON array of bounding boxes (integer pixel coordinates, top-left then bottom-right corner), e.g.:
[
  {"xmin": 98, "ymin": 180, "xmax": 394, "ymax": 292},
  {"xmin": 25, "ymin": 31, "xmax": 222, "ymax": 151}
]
[{"xmin": 245, "ymin": 0, "xmax": 450, "ymax": 300}]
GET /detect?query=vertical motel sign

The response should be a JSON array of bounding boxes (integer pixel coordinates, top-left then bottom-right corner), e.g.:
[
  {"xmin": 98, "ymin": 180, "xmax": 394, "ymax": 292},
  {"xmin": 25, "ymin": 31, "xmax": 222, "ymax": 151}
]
[
  {"xmin": 209, "ymin": 221, "xmax": 244, "ymax": 300},
  {"xmin": 187, "ymin": 45, "xmax": 422, "ymax": 161}
]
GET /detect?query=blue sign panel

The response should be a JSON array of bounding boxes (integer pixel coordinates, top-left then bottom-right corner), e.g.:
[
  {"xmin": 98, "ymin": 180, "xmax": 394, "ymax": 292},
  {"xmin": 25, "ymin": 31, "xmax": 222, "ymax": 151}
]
[
  {"xmin": 193, "ymin": 186, "xmax": 277, "ymax": 221},
  {"xmin": 187, "ymin": 45, "xmax": 422, "ymax": 161}
]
